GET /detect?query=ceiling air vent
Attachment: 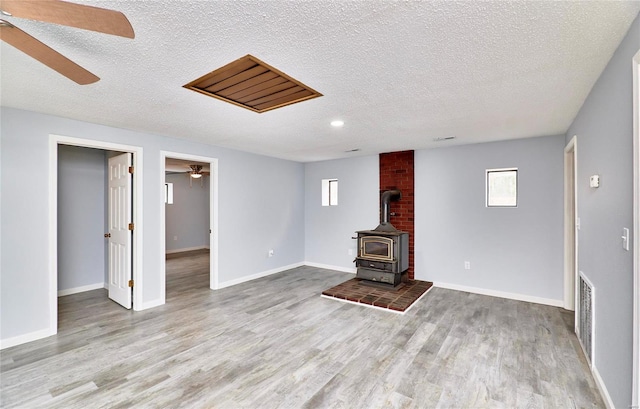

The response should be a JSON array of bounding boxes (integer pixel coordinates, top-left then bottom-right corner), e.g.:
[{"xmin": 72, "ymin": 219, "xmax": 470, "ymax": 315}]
[{"xmin": 184, "ymin": 54, "xmax": 322, "ymax": 113}]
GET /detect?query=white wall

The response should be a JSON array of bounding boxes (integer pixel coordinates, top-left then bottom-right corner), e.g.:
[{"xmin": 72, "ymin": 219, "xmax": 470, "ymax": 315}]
[
  {"xmin": 0, "ymin": 107, "xmax": 305, "ymax": 344},
  {"xmin": 219, "ymin": 150, "xmax": 305, "ymax": 283},
  {"xmin": 304, "ymin": 155, "xmax": 379, "ymax": 271},
  {"xmin": 565, "ymin": 13, "xmax": 640, "ymax": 408},
  {"xmin": 57, "ymin": 145, "xmax": 106, "ymax": 292},
  {"xmin": 414, "ymin": 135, "xmax": 565, "ymax": 303},
  {"xmin": 304, "ymin": 140, "xmax": 565, "ymax": 302},
  {"xmin": 165, "ymin": 173, "xmax": 210, "ymax": 253}
]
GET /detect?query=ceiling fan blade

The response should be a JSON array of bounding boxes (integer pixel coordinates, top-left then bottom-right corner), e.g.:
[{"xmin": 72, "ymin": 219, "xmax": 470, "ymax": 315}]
[
  {"xmin": 1, "ymin": 0, "xmax": 134, "ymax": 38},
  {"xmin": 0, "ymin": 22, "xmax": 99, "ymax": 84}
]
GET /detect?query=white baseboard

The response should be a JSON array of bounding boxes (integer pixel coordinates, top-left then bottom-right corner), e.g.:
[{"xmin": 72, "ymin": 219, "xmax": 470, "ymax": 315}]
[
  {"xmin": 433, "ymin": 282, "xmax": 564, "ymax": 307},
  {"xmin": 217, "ymin": 262, "xmax": 304, "ymax": 289},
  {"xmin": 592, "ymin": 364, "xmax": 615, "ymax": 409},
  {"xmin": 0, "ymin": 327, "xmax": 56, "ymax": 350},
  {"xmin": 165, "ymin": 245, "xmax": 209, "ymax": 254},
  {"xmin": 57, "ymin": 282, "xmax": 106, "ymax": 297},
  {"xmin": 303, "ymin": 262, "xmax": 356, "ymax": 274}
]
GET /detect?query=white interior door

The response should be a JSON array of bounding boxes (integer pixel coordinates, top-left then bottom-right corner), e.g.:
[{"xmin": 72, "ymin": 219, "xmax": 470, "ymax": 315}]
[{"xmin": 108, "ymin": 153, "xmax": 132, "ymax": 309}]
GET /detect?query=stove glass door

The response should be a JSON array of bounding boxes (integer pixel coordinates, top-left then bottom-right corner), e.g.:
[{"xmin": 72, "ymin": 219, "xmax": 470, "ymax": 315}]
[{"xmin": 360, "ymin": 236, "xmax": 393, "ymax": 261}]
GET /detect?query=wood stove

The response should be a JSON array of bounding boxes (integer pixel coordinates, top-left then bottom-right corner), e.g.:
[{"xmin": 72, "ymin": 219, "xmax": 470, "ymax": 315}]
[{"xmin": 354, "ymin": 190, "xmax": 409, "ymax": 287}]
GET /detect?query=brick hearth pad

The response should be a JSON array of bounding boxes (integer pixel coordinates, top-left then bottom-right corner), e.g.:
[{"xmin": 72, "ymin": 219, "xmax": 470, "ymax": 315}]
[{"xmin": 321, "ymin": 278, "xmax": 433, "ymax": 314}]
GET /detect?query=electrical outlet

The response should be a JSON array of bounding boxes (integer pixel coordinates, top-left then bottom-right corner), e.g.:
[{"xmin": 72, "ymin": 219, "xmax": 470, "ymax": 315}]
[
  {"xmin": 348, "ymin": 249, "xmax": 354, "ymax": 256},
  {"xmin": 268, "ymin": 249, "xmax": 274, "ymax": 257},
  {"xmin": 464, "ymin": 261, "xmax": 471, "ymax": 270},
  {"xmin": 173, "ymin": 236, "xmax": 178, "ymax": 241}
]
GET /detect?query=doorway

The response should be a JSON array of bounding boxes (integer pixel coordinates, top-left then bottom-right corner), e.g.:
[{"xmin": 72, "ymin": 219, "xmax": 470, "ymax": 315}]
[
  {"xmin": 564, "ymin": 135, "xmax": 578, "ymax": 313},
  {"xmin": 57, "ymin": 145, "xmax": 110, "ymax": 297},
  {"xmin": 164, "ymin": 158, "xmax": 211, "ymax": 299},
  {"xmin": 49, "ymin": 135, "xmax": 143, "ymax": 335},
  {"xmin": 58, "ymin": 147, "xmax": 133, "ymax": 308},
  {"xmin": 160, "ymin": 151, "xmax": 218, "ymax": 303},
  {"xmin": 631, "ymin": 48, "xmax": 640, "ymax": 409}
]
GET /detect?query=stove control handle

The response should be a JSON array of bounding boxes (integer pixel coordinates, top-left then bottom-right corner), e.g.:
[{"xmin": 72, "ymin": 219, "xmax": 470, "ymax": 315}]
[{"xmin": 351, "ymin": 236, "xmax": 358, "ymax": 240}]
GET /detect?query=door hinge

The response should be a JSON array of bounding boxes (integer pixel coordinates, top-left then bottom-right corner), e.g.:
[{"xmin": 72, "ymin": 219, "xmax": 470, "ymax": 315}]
[
  {"xmin": 128, "ymin": 166, "xmax": 134, "ymax": 174},
  {"xmin": 128, "ymin": 223, "xmax": 134, "ymax": 231},
  {"xmin": 128, "ymin": 279, "xmax": 134, "ymax": 288},
  {"xmin": 104, "ymin": 233, "xmax": 111, "ymax": 238}
]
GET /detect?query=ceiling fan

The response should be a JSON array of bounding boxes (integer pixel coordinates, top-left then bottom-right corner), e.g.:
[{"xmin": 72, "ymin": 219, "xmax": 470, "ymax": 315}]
[
  {"xmin": 184, "ymin": 165, "xmax": 210, "ymax": 188},
  {"xmin": 188, "ymin": 165, "xmax": 210, "ymax": 179},
  {"xmin": 0, "ymin": 0, "xmax": 134, "ymax": 85}
]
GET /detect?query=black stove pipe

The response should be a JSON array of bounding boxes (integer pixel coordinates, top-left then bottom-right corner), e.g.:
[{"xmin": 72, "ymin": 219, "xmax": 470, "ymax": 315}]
[{"xmin": 375, "ymin": 190, "xmax": 401, "ymax": 232}]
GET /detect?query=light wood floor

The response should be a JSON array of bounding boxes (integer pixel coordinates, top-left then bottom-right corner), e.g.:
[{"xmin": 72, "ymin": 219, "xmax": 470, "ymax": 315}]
[{"xmin": 1, "ymin": 250, "xmax": 604, "ymax": 408}]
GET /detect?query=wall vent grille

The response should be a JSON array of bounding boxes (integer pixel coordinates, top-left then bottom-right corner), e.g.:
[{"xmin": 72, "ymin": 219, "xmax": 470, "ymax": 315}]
[{"xmin": 577, "ymin": 272, "xmax": 594, "ymax": 366}]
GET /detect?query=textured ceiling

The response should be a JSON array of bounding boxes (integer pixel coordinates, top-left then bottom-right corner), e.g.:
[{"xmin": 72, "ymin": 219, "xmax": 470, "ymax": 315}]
[{"xmin": 1, "ymin": 1, "xmax": 639, "ymax": 162}]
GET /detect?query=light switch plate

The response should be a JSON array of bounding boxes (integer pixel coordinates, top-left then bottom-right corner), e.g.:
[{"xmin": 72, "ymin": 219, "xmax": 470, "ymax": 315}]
[{"xmin": 622, "ymin": 228, "xmax": 630, "ymax": 251}]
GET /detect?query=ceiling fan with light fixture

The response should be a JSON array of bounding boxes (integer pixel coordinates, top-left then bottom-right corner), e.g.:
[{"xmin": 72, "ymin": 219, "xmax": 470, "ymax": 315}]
[
  {"xmin": 0, "ymin": 0, "xmax": 134, "ymax": 85},
  {"xmin": 189, "ymin": 165, "xmax": 208, "ymax": 179},
  {"xmin": 186, "ymin": 165, "xmax": 210, "ymax": 188}
]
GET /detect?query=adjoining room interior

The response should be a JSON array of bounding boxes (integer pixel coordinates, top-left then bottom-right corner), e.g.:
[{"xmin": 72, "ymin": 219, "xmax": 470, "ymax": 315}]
[
  {"xmin": 57, "ymin": 143, "xmax": 138, "ymax": 310},
  {"xmin": 164, "ymin": 157, "xmax": 211, "ymax": 300},
  {"xmin": 57, "ymin": 145, "xmax": 112, "ymax": 300},
  {"xmin": 1, "ymin": 1, "xmax": 639, "ymax": 408}
]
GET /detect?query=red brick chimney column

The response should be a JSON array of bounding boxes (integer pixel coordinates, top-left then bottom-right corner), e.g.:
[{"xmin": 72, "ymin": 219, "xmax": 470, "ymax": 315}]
[{"xmin": 379, "ymin": 151, "xmax": 415, "ymax": 279}]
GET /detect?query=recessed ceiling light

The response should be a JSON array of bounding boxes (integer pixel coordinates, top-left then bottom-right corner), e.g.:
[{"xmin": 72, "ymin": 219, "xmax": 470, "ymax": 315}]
[{"xmin": 331, "ymin": 120, "xmax": 344, "ymax": 127}]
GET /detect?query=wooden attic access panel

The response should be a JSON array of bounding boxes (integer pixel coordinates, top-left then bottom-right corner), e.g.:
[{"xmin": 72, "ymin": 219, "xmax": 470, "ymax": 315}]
[{"xmin": 184, "ymin": 55, "xmax": 322, "ymax": 113}]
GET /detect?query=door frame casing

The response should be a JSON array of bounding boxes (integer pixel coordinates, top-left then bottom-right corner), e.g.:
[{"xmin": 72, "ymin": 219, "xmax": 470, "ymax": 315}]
[
  {"xmin": 631, "ymin": 48, "xmax": 640, "ymax": 409},
  {"xmin": 160, "ymin": 151, "xmax": 219, "ymax": 299},
  {"xmin": 49, "ymin": 134, "xmax": 144, "ymax": 336},
  {"xmin": 564, "ymin": 135, "xmax": 578, "ymax": 313}
]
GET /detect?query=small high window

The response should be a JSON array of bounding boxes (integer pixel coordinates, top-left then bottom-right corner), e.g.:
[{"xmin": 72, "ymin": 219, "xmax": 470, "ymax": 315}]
[
  {"xmin": 486, "ymin": 168, "xmax": 517, "ymax": 207},
  {"xmin": 321, "ymin": 179, "xmax": 338, "ymax": 206},
  {"xmin": 165, "ymin": 182, "xmax": 174, "ymax": 204}
]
